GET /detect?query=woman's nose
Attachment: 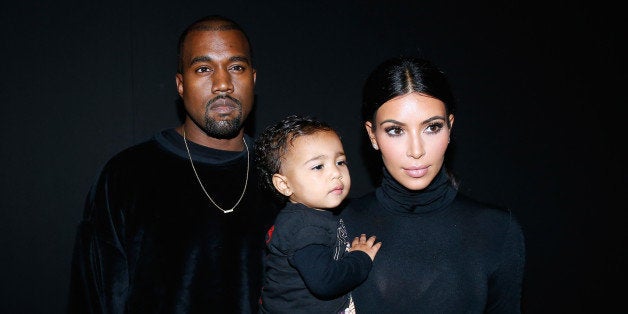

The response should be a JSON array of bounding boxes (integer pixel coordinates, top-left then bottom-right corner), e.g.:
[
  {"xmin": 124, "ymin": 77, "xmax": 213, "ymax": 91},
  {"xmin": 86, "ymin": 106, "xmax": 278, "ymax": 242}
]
[{"xmin": 406, "ymin": 136, "xmax": 425, "ymax": 159}]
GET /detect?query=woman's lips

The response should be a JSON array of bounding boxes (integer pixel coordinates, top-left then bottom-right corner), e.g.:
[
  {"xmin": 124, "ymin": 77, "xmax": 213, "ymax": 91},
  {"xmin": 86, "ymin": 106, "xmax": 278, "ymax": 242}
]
[{"xmin": 403, "ymin": 166, "xmax": 428, "ymax": 178}]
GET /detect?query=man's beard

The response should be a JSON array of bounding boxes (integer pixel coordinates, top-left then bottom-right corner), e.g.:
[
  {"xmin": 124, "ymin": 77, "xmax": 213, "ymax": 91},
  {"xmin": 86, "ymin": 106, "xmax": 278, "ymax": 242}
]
[
  {"xmin": 203, "ymin": 115, "xmax": 242, "ymax": 139},
  {"xmin": 202, "ymin": 95, "xmax": 243, "ymax": 139}
]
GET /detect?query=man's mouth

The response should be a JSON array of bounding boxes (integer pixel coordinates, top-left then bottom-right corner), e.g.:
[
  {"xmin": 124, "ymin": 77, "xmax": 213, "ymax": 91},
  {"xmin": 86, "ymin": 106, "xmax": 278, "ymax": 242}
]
[{"xmin": 208, "ymin": 96, "xmax": 239, "ymax": 112}]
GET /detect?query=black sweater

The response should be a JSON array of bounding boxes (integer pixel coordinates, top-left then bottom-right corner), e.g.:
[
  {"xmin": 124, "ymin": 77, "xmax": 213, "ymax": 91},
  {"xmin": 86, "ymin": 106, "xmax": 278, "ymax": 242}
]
[
  {"xmin": 340, "ymin": 168, "xmax": 525, "ymax": 313},
  {"xmin": 68, "ymin": 129, "xmax": 277, "ymax": 313},
  {"xmin": 260, "ymin": 202, "xmax": 372, "ymax": 313}
]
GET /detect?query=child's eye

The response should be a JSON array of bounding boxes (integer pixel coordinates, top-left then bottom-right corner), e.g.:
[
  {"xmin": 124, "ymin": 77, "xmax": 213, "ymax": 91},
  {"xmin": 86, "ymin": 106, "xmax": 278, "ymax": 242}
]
[
  {"xmin": 337, "ymin": 160, "xmax": 348, "ymax": 166},
  {"xmin": 311, "ymin": 164, "xmax": 324, "ymax": 170}
]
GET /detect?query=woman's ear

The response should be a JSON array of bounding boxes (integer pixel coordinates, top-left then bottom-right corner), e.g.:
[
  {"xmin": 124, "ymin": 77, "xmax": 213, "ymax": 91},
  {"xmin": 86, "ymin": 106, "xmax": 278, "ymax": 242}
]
[
  {"xmin": 365, "ymin": 121, "xmax": 379, "ymax": 150},
  {"xmin": 272, "ymin": 174, "xmax": 292, "ymax": 197}
]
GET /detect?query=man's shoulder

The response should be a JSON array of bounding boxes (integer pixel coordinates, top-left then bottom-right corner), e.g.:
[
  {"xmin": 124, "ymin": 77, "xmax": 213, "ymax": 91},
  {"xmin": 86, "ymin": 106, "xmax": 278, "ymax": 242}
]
[{"xmin": 104, "ymin": 138, "xmax": 160, "ymax": 167}]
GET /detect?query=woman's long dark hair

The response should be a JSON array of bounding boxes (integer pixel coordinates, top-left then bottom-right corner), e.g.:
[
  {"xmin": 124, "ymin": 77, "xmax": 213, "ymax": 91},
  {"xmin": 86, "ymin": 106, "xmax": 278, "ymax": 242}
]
[{"xmin": 361, "ymin": 56, "xmax": 456, "ymax": 125}]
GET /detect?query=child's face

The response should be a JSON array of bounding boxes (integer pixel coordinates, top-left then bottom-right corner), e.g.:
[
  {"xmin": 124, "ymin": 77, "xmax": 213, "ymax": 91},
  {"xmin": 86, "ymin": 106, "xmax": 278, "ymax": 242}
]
[{"xmin": 273, "ymin": 130, "xmax": 351, "ymax": 210}]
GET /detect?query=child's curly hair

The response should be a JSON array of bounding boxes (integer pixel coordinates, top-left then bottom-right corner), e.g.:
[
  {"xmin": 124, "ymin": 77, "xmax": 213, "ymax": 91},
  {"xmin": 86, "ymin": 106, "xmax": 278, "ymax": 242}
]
[{"xmin": 254, "ymin": 114, "xmax": 337, "ymax": 203}]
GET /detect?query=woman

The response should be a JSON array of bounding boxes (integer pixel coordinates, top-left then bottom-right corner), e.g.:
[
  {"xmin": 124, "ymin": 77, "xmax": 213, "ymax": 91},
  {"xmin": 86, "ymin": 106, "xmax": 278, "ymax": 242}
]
[{"xmin": 340, "ymin": 56, "xmax": 525, "ymax": 313}]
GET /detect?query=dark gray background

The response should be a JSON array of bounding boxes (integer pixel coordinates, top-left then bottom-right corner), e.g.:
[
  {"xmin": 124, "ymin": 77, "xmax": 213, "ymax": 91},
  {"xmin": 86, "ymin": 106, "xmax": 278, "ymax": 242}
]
[{"xmin": 1, "ymin": 0, "xmax": 624, "ymax": 312}]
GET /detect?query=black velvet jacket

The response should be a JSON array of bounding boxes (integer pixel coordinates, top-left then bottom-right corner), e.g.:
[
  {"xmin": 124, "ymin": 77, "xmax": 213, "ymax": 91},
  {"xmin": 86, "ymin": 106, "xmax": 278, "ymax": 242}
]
[{"xmin": 67, "ymin": 129, "xmax": 277, "ymax": 314}]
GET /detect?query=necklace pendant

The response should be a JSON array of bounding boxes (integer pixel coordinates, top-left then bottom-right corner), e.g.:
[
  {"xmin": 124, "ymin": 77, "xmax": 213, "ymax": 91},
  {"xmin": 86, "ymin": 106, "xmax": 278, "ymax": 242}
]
[{"xmin": 182, "ymin": 129, "xmax": 249, "ymax": 214}]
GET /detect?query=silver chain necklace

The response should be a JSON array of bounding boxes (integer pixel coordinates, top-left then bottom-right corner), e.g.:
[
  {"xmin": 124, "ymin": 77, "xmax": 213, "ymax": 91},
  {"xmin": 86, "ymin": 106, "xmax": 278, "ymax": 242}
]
[{"xmin": 182, "ymin": 129, "xmax": 249, "ymax": 214}]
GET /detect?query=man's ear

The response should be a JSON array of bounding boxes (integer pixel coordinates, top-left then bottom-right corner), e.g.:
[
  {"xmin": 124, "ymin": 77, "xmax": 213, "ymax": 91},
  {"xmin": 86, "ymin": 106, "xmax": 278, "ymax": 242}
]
[
  {"xmin": 176, "ymin": 73, "xmax": 184, "ymax": 97},
  {"xmin": 272, "ymin": 174, "xmax": 292, "ymax": 197}
]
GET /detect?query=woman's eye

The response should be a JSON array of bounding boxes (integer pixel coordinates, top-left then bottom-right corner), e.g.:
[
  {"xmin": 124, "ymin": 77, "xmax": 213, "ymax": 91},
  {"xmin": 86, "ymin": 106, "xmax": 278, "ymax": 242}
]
[
  {"xmin": 425, "ymin": 122, "xmax": 444, "ymax": 134},
  {"xmin": 384, "ymin": 126, "xmax": 403, "ymax": 136}
]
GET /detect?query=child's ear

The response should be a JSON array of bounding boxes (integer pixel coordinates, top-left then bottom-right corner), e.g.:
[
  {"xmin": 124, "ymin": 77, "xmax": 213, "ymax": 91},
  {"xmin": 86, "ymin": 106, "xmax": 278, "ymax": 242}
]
[{"xmin": 272, "ymin": 174, "xmax": 293, "ymax": 197}]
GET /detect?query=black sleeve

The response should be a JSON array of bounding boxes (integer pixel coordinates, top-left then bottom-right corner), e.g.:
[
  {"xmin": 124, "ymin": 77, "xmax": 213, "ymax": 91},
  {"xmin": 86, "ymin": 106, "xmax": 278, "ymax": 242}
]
[
  {"xmin": 289, "ymin": 244, "xmax": 372, "ymax": 299},
  {"xmin": 67, "ymin": 177, "xmax": 128, "ymax": 314},
  {"xmin": 485, "ymin": 212, "xmax": 526, "ymax": 314}
]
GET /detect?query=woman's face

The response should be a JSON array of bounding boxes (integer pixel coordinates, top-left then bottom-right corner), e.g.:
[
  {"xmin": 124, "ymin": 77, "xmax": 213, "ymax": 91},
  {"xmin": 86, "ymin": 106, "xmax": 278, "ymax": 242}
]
[{"xmin": 365, "ymin": 92, "xmax": 454, "ymax": 190}]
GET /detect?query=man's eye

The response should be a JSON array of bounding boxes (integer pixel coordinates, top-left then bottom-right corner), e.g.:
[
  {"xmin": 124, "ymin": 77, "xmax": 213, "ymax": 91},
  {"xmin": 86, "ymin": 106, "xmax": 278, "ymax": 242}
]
[
  {"xmin": 231, "ymin": 65, "xmax": 245, "ymax": 72},
  {"xmin": 196, "ymin": 66, "xmax": 212, "ymax": 73}
]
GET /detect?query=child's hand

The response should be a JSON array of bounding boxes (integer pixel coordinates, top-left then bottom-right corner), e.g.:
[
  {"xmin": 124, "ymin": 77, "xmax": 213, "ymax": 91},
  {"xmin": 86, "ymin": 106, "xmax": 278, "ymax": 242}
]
[{"xmin": 348, "ymin": 234, "xmax": 381, "ymax": 261}]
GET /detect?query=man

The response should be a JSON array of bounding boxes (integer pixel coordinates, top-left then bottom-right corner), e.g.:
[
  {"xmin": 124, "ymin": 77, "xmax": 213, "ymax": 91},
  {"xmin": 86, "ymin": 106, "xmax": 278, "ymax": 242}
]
[{"xmin": 67, "ymin": 15, "xmax": 277, "ymax": 313}]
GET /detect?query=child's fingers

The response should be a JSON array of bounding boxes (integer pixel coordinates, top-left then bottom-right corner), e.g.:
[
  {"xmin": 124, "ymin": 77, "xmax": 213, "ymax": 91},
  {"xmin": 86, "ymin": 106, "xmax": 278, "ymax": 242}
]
[{"xmin": 366, "ymin": 235, "xmax": 378, "ymax": 245}]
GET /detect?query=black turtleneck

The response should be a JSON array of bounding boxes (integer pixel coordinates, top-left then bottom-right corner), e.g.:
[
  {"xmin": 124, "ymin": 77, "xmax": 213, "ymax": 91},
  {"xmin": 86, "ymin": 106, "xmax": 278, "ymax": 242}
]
[
  {"xmin": 340, "ymin": 167, "xmax": 525, "ymax": 313},
  {"xmin": 377, "ymin": 166, "xmax": 458, "ymax": 214}
]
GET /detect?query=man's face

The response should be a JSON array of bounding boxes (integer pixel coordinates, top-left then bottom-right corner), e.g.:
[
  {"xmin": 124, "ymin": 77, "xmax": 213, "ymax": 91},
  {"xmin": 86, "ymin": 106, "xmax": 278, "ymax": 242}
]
[{"xmin": 176, "ymin": 28, "xmax": 256, "ymax": 139}]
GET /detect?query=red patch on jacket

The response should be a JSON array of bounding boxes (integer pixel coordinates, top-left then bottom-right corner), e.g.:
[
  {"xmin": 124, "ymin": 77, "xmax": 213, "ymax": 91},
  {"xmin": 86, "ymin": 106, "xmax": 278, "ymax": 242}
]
[{"xmin": 265, "ymin": 225, "xmax": 275, "ymax": 244}]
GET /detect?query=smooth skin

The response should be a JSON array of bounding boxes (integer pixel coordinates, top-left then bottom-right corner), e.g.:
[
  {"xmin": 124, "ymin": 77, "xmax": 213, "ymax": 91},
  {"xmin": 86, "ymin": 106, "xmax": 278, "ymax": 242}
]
[
  {"xmin": 176, "ymin": 25, "xmax": 256, "ymax": 151},
  {"xmin": 349, "ymin": 233, "xmax": 381, "ymax": 261},
  {"xmin": 366, "ymin": 92, "xmax": 454, "ymax": 191},
  {"xmin": 272, "ymin": 130, "xmax": 351, "ymax": 210}
]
